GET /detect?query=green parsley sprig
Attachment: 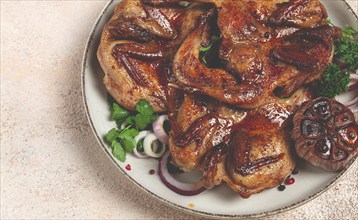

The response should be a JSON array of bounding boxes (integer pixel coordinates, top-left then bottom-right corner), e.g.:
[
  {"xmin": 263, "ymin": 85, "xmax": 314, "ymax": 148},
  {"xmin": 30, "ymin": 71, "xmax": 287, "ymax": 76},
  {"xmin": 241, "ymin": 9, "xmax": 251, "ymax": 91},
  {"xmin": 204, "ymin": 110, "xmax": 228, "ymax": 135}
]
[
  {"xmin": 199, "ymin": 35, "xmax": 221, "ymax": 65},
  {"xmin": 105, "ymin": 98, "xmax": 157, "ymax": 162},
  {"xmin": 317, "ymin": 64, "xmax": 350, "ymax": 98},
  {"xmin": 336, "ymin": 26, "xmax": 358, "ymax": 71},
  {"xmin": 318, "ymin": 23, "xmax": 357, "ymax": 98}
]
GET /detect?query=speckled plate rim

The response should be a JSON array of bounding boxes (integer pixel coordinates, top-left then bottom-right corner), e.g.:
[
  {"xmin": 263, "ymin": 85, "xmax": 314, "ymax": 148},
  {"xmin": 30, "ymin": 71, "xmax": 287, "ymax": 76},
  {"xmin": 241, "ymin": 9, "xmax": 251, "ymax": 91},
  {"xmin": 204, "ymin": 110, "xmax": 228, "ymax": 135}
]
[{"xmin": 81, "ymin": 1, "xmax": 358, "ymax": 219}]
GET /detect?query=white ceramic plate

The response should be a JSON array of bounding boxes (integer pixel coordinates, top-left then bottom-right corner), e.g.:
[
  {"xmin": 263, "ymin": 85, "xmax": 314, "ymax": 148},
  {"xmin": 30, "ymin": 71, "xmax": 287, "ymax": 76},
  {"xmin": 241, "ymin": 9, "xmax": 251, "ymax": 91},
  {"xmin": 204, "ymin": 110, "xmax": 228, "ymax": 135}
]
[{"xmin": 82, "ymin": 1, "xmax": 358, "ymax": 218}]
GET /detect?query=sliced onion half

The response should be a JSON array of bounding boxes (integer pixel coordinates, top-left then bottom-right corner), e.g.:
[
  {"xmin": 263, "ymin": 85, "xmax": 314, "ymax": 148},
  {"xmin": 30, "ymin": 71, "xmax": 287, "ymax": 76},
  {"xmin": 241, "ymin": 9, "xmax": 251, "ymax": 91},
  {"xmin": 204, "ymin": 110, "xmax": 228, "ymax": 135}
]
[
  {"xmin": 350, "ymin": 73, "xmax": 358, "ymax": 81},
  {"xmin": 348, "ymin": 103, "xmax": 358, "ymax": 114},
  {"xmin": 349, "ymin": 74, "xmax": 358, "ymax": 91},
  {"xmin": 349, "ymin": 82, "xmax": 358, "ymax": 91},
  {"xmin": 158, "ymin": 151, "xmax": 206, "ymax": 196},
  {"xmin": 345, "ymin": 97, "xmax": 358, "ymax": 107},
  {"xmin": 153, "ymin": 115, "xmax": 169, "ymax": 145}
]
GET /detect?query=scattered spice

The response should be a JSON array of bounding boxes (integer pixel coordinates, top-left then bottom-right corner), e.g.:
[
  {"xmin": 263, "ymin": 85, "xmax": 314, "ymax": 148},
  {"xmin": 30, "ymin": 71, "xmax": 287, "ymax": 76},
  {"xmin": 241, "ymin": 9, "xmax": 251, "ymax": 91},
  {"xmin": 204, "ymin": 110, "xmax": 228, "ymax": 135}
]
[
  {"xmin": 188, "ymin": 203, "xmax": 195, "ymax": 208},
  {"xmin": 285, "ymin": 177, "xmax": 295, "ymax": 185},
  {"xmin": 278, "ymin": 185, "xmax": 286, "ymax": 191},
  {"xmin": 149, "ymin": 169, "xmax": 155, "ymax": 175}
]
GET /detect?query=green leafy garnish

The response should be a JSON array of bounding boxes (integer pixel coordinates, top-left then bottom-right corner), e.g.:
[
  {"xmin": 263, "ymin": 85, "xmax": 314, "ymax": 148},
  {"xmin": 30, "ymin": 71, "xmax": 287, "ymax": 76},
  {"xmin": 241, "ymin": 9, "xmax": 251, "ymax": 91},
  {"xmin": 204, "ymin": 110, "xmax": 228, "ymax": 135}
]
[
  {"xmin": 317, "ymin": 24, "xmax": 357, "ymax": 98},
  {"xmin": 335, "ymin": 26, "xmax": 358, "ymax": 71},
  {"xmin": 125, "ymin": 115, "xmax": 136, "ymax": 126},
  {"xmin": 134, "ymin": 99, "xmax": 157, "ymax": 130},
  {"xmin": 112, "ymin": 140, "xmax": 126, "ymax": 162},
  {"xmin": 121, "ymin": 136, "xmax": 136, "ymax": 153},
  {"xmin": 326, "ymin": 19, "xmax": 334, "ymax": 26},
  {"xmin": 318, "ymin": 64, "xmax": 350, "ymax": 98},
  {"xmin": 106, "ymin": 128, "xmax": 119, "ymax": 143},
  {"xmin": 117, "ymin": 127, "xmax": 139, "ymax": 139},
  {"xmin": 342, "ymin": 26, "xmax": 357, "ymax": 40},
  {"xmin": 112, "ymin": 103, "xmax": 130, "ymax": 120},
  {"xmin": 105, "ymin": 97, "xmax": 158, "ymax": 162},
  {"xmin": 199, "ymin": 35, "xmax": 221, "ymax": 65}
]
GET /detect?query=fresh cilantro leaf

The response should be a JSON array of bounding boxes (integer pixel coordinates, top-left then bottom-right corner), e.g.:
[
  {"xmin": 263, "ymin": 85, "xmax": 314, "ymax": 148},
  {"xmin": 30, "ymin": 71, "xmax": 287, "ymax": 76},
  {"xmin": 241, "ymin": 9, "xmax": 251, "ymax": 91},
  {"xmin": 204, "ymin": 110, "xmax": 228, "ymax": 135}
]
[
  {"xmin": 326, "ymin": 19, "xmax": 334, "ymax": 26},
  {"xmin": 125, "ymin": 116, "xmax": 136, "ymax": 125},
  {"xmin": 199, "ymin": 35, "xmax": 221, "ymax": 65},
  {"xmin": 136, "ymin": 99, "xmax": 155, "ymax": 116},
  {"xmin": 135, "ymin": 113, "xmax": 156, "ymax": 130},
  {"xmin": 118, "ymin": 128, "xmax": 139, "ymax": 138},
  {"xmin": 112, "ymin": 141, "xmax": 126, "ymax": 162},
  {"xmin": 112, "ymin": 103, "xmax": 130, "ymax": 120},
  {"xmin": 121, "ymin": 136, "xmax": 136, "ymax": 153},
  {"xmin": 134, "ymin": 99, "xmax": 157, "ymax": 130},
  {"xmin": 116, "ymin": 118, "xmax": 127, "ymax": 128},
  {"xmin": 106, "ymin": 128, "xmax": 119, "ymax": 143},
  {"xmin": 318, "ymin": 64, "xmax": 350, "ymax": 98},
  {"xmin": 200, "ymin": 45, "xmax": 211, "ymax": 53}
]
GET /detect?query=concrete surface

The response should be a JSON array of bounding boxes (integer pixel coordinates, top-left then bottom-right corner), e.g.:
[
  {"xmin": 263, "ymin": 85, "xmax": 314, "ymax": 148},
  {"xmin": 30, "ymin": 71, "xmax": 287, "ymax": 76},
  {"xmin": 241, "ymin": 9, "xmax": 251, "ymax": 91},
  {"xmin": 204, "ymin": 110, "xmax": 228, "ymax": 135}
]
[{"xmin": 1, "ymin": 0, "xmax": 357, "ymax": 219}]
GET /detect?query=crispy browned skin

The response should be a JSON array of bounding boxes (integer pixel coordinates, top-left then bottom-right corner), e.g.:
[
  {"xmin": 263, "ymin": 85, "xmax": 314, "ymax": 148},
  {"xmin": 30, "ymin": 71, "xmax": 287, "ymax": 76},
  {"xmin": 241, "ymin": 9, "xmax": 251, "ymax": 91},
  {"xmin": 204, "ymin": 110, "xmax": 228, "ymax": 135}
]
[
  {"xmin": 168, "ymin": 92, "xmax": 246, "ymax": 171},
  {"xmin": 223, "ymin": 113, "xmax": 295, "ymax": 198},
  {"xmin": 168, "ymin": 87, "xmax": 311, "ymax": 197},
  {"xmin": 173, "ymin": 0, "xmax": 340, "ymax": 109},
  {"xmin": 98, "ymin": 0, "xmax": 212, "ymax": 112}
]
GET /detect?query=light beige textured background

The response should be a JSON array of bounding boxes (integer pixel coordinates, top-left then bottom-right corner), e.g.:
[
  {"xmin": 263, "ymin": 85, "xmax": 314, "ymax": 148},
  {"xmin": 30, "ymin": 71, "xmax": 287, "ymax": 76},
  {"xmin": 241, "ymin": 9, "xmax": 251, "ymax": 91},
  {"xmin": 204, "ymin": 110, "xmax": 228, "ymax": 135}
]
[{"xmin": 1, "ymin": 0, "xmax": 357, "ymax": 219}]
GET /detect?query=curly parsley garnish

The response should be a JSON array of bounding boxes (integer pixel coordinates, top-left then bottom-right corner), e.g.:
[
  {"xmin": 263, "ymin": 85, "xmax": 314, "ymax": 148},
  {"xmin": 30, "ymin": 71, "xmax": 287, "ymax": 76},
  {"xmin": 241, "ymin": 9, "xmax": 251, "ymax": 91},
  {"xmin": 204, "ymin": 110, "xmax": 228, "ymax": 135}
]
[
  {"xmin": 318, "ymin": 24, "xmax": 357, "ymax": 98},
  {"xmin": 336, "ymin": 26, "xmax": 358, "ymax": 71},
  {"xmin": 318, "ymin": 64, "xmax": 350, "ymax": 98}
]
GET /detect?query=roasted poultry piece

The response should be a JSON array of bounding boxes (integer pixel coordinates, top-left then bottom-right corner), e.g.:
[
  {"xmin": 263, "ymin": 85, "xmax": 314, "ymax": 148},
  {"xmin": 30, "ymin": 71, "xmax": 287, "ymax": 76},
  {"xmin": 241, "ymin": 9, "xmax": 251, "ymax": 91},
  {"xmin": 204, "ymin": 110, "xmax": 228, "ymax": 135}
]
[
  {"xmin": 168, "ymin": 87, "xmax": 311, "ymax": 197},
  {"xmin": 98, "ymin": 0, "xmax": 213, "ymax": 112},
  {"xmin": 173, "ymin": 0, "xmax": 340, "ymax": 108}
]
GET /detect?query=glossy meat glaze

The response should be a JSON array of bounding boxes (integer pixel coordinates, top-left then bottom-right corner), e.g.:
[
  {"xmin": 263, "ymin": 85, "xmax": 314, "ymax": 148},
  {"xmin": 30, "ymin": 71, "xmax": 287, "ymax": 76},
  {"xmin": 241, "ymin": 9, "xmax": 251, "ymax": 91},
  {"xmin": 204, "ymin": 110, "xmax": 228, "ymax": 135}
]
[{"xmin": 97, "ymin": 0, "xmax": 340, "ymax": 197}]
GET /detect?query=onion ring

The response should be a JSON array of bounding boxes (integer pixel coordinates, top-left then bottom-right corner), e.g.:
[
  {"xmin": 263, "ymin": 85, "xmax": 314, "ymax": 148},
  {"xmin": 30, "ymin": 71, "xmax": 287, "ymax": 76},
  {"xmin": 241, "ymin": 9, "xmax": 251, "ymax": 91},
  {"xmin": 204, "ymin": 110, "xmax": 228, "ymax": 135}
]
[
  {"xmin": 143, "ymin": 133, "xmax": 166, "ymax": 158},
  {"xmin": 152, "ymin": 115, "xmax": 169, "ymax": 144},
  {"xmin": 133, "ymin": 131, "xmax": 151, "ymax": 158},
  {"xmin": 158, "ymin": 151, "xmax": 206, "ymax": 196}
]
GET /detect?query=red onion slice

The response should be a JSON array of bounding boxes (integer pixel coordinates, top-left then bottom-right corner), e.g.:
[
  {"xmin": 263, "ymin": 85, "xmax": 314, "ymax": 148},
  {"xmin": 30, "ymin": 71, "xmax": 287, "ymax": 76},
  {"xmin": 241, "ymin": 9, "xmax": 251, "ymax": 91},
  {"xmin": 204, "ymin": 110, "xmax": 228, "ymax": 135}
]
[
  {"xmin": 349, "ymin": 82, "xmax": 357, "ymax": 91},
  {"xmin": 350, "ymin": 73, "xmax": 358, "ymax": 81},
  {"xmin": 349, "ymin": 74, "xmax": 358, "ymax": 91},
  {"xmin": 345, "ymin": 97, "xmax": 358, "ymax": 107},
  {"xmin": 158, "ymin": 151, "xmax": 206, "ymax": 196},
  {"xmin": 153, "ymin": 115, "xmax": 169, "ymax": 145},
  {"xmin": 348, "ymin": 103, "xmax": 358, "ymax": 114}
]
